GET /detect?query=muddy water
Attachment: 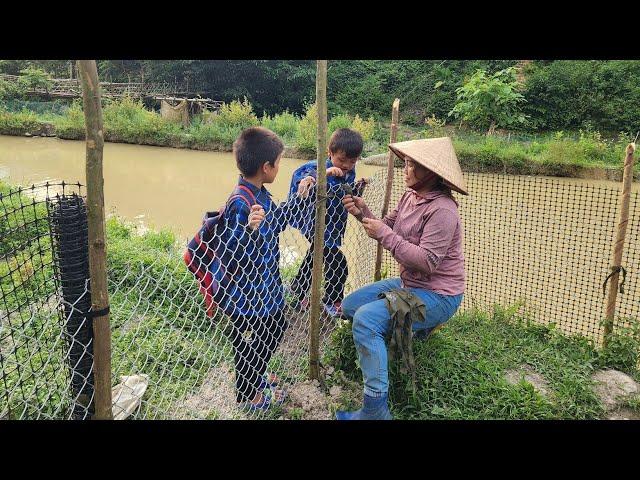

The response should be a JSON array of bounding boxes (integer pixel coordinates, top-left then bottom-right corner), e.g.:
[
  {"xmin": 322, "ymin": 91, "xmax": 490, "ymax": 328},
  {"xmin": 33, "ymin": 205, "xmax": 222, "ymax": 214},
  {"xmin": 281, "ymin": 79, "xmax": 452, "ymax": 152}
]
[
  {"xmin": 0, "ymin": 135, "xmax": 384, "ymax": 303},
  {"xmin": 0, "ymin": 135, "xmax": 383, "ymax": 238}
]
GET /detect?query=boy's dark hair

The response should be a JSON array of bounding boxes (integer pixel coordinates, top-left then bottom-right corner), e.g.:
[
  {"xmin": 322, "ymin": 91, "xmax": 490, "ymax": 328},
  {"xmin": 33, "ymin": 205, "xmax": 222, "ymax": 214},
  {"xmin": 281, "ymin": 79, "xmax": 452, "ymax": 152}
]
[
  {"xmin": 233, "ymin": 126, "xmax": 284, "ymax": 176},
  {"xmin": 328, "ymin": 128, "xmax": 363, "ymax": 158}
]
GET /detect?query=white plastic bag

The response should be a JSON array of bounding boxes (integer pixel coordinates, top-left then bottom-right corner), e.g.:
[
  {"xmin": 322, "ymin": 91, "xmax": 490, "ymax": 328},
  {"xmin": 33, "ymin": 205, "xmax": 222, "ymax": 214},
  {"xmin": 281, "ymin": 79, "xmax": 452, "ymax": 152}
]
[{"xmin": 111, "ymin": 374, "xmax": 149, "ymax": 420}]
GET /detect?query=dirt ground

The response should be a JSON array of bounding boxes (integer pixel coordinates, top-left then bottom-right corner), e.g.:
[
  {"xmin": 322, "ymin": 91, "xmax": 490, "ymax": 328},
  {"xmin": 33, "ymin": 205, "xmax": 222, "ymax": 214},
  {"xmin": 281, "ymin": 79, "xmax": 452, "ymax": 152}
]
[
  {"xmin": 591, "ymin": 369, "xmax": 639, "ymax": 416},
  {"xmin": 504, "ymin": 364, "xmax": 552, "ymax": 398}
]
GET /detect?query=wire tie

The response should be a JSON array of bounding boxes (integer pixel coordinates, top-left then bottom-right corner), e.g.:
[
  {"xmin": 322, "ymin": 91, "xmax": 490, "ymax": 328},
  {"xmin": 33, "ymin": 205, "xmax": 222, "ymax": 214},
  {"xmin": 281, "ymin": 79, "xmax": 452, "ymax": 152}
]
[{"xmin": 85, "ymin": 306, "xmax": 110, "ymax": 319}]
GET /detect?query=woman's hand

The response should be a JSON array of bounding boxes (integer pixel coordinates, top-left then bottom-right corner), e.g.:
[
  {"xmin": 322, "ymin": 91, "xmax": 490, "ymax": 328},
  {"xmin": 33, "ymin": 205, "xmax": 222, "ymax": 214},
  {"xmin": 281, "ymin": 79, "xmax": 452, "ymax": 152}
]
[
  {"xmin": 362, "ymin": 217, "xmax": 385, "ymax": 239},
  {"xmin": 326, "ymin": 166, "xmax": 344, "ymax": 177},
  {"xmin": 342, "ymin": 194, "xmax": 365, "ymax": 218},
  {"xmin": 297, "ymin": 175, "xmax": 316, "ymax": 198},
  {"xmin": 248, "ymin": 204, "xmax": 266, "ymax": 231}
]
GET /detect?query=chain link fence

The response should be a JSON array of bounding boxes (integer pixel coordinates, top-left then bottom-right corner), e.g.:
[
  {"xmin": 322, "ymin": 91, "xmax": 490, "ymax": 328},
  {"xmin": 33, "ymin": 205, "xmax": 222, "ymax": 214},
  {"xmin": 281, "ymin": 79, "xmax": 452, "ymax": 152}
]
[{"xmin": 2, "ymin": 166, "xmax": 638, "ymax": 419}]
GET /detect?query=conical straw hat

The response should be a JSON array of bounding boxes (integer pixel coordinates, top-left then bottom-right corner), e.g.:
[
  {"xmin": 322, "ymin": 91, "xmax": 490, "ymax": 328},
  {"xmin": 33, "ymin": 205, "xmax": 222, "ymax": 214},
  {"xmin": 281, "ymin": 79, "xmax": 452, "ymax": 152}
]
[{"xmin": 388, "ymin": 137, "xmax": 468, "ymax": 195}]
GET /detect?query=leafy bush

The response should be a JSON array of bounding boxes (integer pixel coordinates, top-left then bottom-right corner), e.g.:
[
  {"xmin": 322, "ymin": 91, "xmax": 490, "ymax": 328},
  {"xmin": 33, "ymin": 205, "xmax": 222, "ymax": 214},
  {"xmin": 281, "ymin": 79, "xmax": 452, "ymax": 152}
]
[
  {"xmin": 260, "ymin": 110, "xmax": 298, "ymax": 141},
  {"xmin": 422, "ymin": 114, "xmax": 447, "ymax": 138},
  {"xmin": 211, "ymin": 98, "xmax": 259, "ymax": 131},
  {"xmin": 295, "ymin": 102, "xmax": 318, "ymax": 154},
  {"xmin": 523, "ymin": 60, "xmax": 640, "ymax": 132},
  {"xmin": 0, "ymin": 108, "xmax": 46, "ymax": 135},
  {"xmin": 598, "ymin": 318, "xmax": 640, "ymax": 375},
  {"xmin": 17, "ymin": 67, "xmax": 53, "ymax": 91},
  {"xmin": 0, "ymin": 78, "xmax": 26, "ymax": 100},
  {"xmin": 541, "ymin": 130, "xmax": 624, "ymax": 168},
  {"xmin": 102, "ymin": 97, "xmax": 182, "ymax": 145},
  {"xmin": 53, "ymin": 100, "xmax": 85, "ymax": 139},
  {"xmin": 449, "ymin": 67, "xmax": 527, "ymax": 134},
  {"xmin": 351, "ymin": 114, "xmax": 376, "ymax": 142},
  {"xmin": 328, "ymin": 114, "xmax": 352, "ymax": 134},
  {"xmin": 187, "ymin": 119, "xmax": 243, "ymax": 149}
]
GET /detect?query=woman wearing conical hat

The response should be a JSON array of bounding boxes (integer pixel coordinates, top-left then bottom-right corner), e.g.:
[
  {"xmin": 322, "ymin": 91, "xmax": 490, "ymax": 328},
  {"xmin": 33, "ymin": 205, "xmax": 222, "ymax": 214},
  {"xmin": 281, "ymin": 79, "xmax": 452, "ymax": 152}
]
[{"xmin": 336, "ymin": 137, "xmax": 467, "ymax": 420}]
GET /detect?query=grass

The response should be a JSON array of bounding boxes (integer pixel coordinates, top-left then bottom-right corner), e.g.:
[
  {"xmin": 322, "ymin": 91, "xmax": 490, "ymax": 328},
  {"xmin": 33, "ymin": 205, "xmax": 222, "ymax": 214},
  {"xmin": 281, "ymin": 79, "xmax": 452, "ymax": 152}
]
[
  {"xmin": 323, "ymin": 303, "xmax": 640, "ymax": 420},
  {"xmin": 369, "ymin": 122, "xmax": 638, "ymax": 175}
]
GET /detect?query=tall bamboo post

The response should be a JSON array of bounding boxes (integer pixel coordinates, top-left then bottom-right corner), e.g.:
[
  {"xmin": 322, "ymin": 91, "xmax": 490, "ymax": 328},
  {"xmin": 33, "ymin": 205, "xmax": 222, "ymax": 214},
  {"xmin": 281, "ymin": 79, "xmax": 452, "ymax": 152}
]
[
  {"xmin": 77, "ymin": 60, "xmax": 112, "ymax": 420},
  {"xmin": 603, "ymin": 142, "xmax": 636, "ymax": 347},
  {"xmin": 309, "ymin": 60, "xmax": 328, "ymax": 380},
  {"xmin": 374, "ymin": 98, "xmax": 400, "ymax": 282}
]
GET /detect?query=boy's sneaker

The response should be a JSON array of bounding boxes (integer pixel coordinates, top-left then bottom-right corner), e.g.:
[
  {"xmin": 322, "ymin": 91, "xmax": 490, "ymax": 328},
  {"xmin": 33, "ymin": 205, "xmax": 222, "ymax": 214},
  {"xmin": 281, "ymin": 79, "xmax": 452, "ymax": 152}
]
[
  {"xmin": 288, "ymin": 297, "xmax": 310, "ymax": 314},
  {"xmin": 323, "ymin": 302, "xmax": 343, "ymax": 318}
]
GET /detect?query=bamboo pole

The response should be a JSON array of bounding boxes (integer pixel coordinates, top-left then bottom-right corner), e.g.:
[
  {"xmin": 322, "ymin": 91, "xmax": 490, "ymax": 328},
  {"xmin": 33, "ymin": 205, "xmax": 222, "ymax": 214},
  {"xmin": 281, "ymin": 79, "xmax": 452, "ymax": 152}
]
[
  {"xmin": 77, "ymin": 60, "xmax": 113, "ymax": 420},
  {"xmin": 374, "ymin": 98, "xmax": 400, "ymax": 282},
  {"xmin": 309, "ymin": 60, "xmax": 328, "ymax": 380},
  {"xmin": 603, "ymin": 142, "xmax": 636, "ymax": 347}
]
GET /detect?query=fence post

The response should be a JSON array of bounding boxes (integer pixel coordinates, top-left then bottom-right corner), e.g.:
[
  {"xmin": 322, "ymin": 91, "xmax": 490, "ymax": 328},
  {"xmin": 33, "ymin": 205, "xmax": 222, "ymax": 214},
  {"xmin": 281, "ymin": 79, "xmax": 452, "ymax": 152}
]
[
  {"xmin": 374, "ymin": 98, "xmax": 400, "ymax": 282},
  {"xmin": 603, "ymin": 142, "xmax": 636, "ymax": 347},
  {"xmin": 77, "ymin": 60, "xmax": 113, "ymax": 420},
  {"xmin": 309, "ymin": 60, "xmax": 328, "ymax": 381}
]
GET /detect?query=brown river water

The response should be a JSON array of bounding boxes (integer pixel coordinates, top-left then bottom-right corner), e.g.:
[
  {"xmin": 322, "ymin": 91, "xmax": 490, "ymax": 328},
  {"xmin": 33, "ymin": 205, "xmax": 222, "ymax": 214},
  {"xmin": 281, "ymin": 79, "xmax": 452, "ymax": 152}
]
[
  {"xmin": 0, "ymin": 135, "xmax": 383, "ymax": 239},
  {"xmin": 2, "ymin": 134, "xmax": 638, "ymax": 340}
]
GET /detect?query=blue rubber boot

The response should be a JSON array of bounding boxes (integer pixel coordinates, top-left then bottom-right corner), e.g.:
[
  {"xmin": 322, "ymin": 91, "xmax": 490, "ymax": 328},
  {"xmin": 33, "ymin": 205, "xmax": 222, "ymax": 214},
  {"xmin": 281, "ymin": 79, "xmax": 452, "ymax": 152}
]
[{"xmin": 335, "ymin": 392, "xmax": 393, "ymax": 420}]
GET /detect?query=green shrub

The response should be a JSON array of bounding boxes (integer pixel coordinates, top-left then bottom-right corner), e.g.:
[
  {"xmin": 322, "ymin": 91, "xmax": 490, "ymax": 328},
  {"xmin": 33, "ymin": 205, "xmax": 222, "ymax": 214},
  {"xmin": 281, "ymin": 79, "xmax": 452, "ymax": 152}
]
[
  {"xmin": 0, "ymin": 108, "xmax": 45, "ymax": 135},
  {"xmin": 541, "ymin": 130, "xmax": 623, "ymax": 168},
  {"xmin": 598, "ymin": 318, "xmax": 640, "ymax": 376},
  {"xmin": 323, "ymin": 318, "xmax": 359, "ymax": 380},
  {"xmin": 187, "ymin": 120, "xmax": 242, "ymax": 150},
  {"xmin": 295, "ymin": 102, "xmax": 318, "ymax": 154},
  {"xmin": 351, "ymin": 114, "xmax": 376, "ymax": 142},
  {"xmin": 261, "ymin": 110, "xmax": 298, "ymax": 141},
  {"xmin": 422, "ymin": 114, "xmax": 447, "ymax": 138},
  {"xmin": 53, "ymin": 100, "xmax": 85, "ymax": 139},
  {"xmin": 17, "ymin": 67, "xmax": 53, "ymax": 91},
  {"xmin": 212, "ymin": 98, "xmax": 259, "ymax": 131},
  {"xmin": 523, "ymin": 60, "xmax": 640, "ymax": 132},
  {"xmin": 449, "ymin": 67, "xmax": 527, "ymax": 134},
  {"xmin": 0, "ymin": 78, "xmax": 26, "ymax": 100},
  {"xmin": 328, "ymin": 114, "xmax": 352, "ymax": 134},
  {"xmin": 102, "ymin": 97, "xmax": 183, "ymax": 145}
]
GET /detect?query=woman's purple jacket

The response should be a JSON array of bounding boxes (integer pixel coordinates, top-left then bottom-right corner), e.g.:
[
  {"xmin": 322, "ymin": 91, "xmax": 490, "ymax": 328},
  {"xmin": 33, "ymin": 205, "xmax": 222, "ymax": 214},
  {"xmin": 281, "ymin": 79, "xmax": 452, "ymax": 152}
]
[{"xmin": 361, "ymin": 188, "xmax": 465, "ymax": 296}]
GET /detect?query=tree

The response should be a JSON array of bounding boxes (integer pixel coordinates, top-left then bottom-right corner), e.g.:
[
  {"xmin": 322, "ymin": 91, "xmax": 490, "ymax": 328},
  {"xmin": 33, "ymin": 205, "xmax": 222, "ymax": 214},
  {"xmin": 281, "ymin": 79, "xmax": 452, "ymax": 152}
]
[
  {"xmin": 17, "ymin": 67, "xmax": 53, "ymax": 92},
  {"xmin": 449, "ymin": 67, "xmax": 527, "ymax": 135}
]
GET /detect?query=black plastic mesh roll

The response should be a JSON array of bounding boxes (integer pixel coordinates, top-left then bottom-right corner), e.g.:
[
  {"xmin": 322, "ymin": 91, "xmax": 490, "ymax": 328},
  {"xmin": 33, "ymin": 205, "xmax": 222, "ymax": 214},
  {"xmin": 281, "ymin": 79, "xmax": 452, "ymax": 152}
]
[{"xmin": 50, "ymin": 194, "xmax": 94, "ymax": 419}]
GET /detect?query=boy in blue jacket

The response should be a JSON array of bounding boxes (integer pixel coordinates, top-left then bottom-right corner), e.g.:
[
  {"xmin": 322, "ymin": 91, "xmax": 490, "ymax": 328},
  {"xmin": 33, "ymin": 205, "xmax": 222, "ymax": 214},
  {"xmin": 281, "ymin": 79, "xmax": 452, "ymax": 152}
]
[
  {"xmin": 287, "ymin": 128, "xmax": 366, "ymax": 317},
  {"xmin": 222, "ymin": 126, "xmax": 305, "ymax": 411}
]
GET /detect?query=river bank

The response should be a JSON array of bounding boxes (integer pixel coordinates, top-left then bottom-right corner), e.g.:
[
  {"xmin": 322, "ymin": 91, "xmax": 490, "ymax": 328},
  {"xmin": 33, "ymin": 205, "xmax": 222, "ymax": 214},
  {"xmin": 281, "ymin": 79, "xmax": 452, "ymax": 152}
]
[
  {"xmin": 2, "ymin": 129, "xmax": 636, "ymax": 183},
  {"xmin": 362, "ymin": 152, "xmax": 640, "ymax": 183},
  {"xmin": 1, "ymin": 99, "xmax": 637, "ymax": 182}
]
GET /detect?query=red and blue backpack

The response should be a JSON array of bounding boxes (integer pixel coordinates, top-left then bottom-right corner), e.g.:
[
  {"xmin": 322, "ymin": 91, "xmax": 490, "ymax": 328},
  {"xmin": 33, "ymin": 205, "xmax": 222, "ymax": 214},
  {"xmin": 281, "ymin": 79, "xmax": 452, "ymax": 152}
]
[{"xmin": 183, "ymin": 185, "xmax": 257, "ymax": 318}]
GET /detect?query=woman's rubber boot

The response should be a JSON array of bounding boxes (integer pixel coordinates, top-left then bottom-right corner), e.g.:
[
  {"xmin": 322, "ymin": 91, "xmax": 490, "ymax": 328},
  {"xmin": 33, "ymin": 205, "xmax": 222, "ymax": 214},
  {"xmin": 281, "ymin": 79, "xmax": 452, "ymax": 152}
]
[{"xmin": 335, "ymin": 392, "xmax": 393, "ymax": 420}]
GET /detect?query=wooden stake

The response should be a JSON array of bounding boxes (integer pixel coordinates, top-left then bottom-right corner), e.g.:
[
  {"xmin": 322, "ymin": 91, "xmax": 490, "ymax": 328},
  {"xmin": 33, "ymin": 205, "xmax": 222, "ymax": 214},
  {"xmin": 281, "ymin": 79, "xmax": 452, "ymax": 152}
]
[
  {"xmin": 603, "ymin": 143, "xmax": 636, "ymax": 347},
  {"xmin": 77, "ymin": 60, "xmax": 113, "ymax": 420},
  {"xmin": 374, "ymin": 98, "xmax": 400, "ymax": 282},
  {"xmin": 309, "ymin": 60, "xmax": 328, "ymax": 380}
]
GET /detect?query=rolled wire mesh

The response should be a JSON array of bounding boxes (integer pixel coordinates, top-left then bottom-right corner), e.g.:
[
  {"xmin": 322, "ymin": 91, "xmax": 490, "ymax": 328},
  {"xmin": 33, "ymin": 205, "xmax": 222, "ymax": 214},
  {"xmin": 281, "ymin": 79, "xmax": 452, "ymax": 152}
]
[{"xmin": 0, "ymin": 181, "xmax": 92, "ymax": 420}]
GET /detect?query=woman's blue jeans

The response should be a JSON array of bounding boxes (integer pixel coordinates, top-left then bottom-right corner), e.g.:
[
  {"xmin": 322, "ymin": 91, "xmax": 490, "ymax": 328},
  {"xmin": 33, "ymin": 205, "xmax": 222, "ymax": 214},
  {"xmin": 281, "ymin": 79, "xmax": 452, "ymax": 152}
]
[{"xmin": 342, "ymin": 278, "xmax": 463, "ymax": 397}]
